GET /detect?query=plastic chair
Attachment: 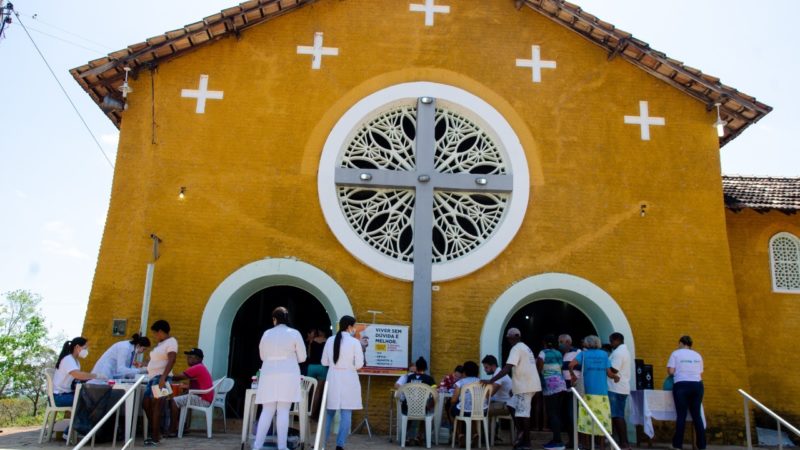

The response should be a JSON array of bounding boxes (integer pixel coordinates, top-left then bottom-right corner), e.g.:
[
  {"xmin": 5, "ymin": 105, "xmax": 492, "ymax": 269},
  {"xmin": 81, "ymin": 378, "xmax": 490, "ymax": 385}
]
[
  {"xmin": 289, "ymin": 376, "xmax": 318, "ymax": 445},
  {"xmin": 451, "ymin": 382, "xmax": 492, "ymax": 450},
  {"xmin": 398, "ymin": 383, "xmax": 438, "ymax": 448},
  {"xmin": 39, "ymin": 368, "xmax": 77, "ymax": 444},
  {"xmin": 490, "ymin": 409, "xmax": 515, "ymax": 446},
  {"xmin": 213, "ymin": 377, "xmax": 235, "ymax": 432},
  {"xmin": 177, "ymin": 378, "xmax": 225, "ymax": 438}
]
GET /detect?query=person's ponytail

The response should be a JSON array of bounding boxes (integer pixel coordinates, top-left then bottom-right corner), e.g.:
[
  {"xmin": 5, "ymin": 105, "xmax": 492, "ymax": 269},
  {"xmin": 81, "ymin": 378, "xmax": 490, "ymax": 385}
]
[
  {"xmin": 333, "ymin": 315, "xmax": 356, "ymax": 365},
  {"xmin": 56, "ymin": 337, "xmax": 87, "ymax": 369},
  {"xmin": 129, "ymin": 333, "xmax": 151, "ymax": 348}
]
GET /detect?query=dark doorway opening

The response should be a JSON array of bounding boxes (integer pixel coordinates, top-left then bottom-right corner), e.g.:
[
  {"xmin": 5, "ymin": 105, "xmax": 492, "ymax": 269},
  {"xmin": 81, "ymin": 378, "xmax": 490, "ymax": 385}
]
[
  {"xmin": 501, "ymin": 299, "xmax": 597, "ymax": 363},
  {"xmin": 227, "ymin": 285, "xmax": 331, "ymax": 416}
]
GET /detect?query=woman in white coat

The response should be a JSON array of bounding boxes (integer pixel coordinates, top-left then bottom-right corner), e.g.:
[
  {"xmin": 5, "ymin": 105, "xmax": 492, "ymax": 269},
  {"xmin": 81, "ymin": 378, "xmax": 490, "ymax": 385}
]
[
  {"xmin": 90, "ymin": 333, "xmax": 150, "ymax": 381},
  {"xmin": 253, "ymin": 307, "xmax": 307, "ymax": 450},
  {"xmin": 322, "ymin": 315, "xmax": 364, "ymax": 450}
]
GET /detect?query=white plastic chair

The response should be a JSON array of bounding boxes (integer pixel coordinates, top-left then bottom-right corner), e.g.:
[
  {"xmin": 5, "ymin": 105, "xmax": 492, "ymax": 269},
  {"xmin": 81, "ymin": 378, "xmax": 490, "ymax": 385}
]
[
  {"xmin": 39, "ymin": 368, "xmax": 78, "ymax": 444},
  {"xmin": 289, "ymin": 375, "xmax": 318, "ymax": 445},
  {"xmin": 177, "ymin": 378, "xmax": 225, "ymax": 438},
  {"xmin": 451, "ymin": 382, "xmax": 492, "ymax": 450},
  {"xmin": 490, "ymin": 409, "xmax": 515, "ymax": 446},
  {"xmin": 213, "ymin": 377, "xmax": 235, "ymax": 432},
  {"xmin": 398, "ymin": 383, "xmax": 438, "ymax": 448}
]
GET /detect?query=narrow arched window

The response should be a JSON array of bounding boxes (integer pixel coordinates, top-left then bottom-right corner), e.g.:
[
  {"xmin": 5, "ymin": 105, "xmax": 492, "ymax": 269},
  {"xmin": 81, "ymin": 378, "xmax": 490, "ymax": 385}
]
[{"xmin": 770, "ymin": 232, "xmax": 800, "ymax": 293}]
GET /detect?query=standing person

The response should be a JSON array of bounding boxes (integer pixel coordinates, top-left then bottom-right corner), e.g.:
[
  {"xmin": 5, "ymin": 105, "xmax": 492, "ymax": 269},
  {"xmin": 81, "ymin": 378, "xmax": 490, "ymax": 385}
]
[
  {"xmin": 607, "ymin": 333, "xmax": 632, "ymax": 450},
  {"xmin": 322, "ymin": 315, "xmax": 364, "ymax": 450},
  {"xmin": 252, "ymin": 307, "xmax": 307, "ymax": 450},
  {"xmin": 53, "ymin": 337, "xmax": 99, "ymax": 407},
  {"xmin": 483, "ymin": 328, "xmax": 541, "ymax": 450},
  {"xmin": 537, "ymin": 334, "xmax": 568, "ymax": 449},
  {"xmin": 91, "ymin": 333, "xmax": 150, "ymax": 381},
  {"xmin": 143, "ymin": 320, "xmax": 178, "ymax": 446},
  {"xmin": 559, "ymin": 334, "xmax": 581, "ymax": 449},
  {"xmin": 167, "ymin": 348, "xmax": 214, "ymax": 437},
  {"xmin": 667, "ymin": 336, "xmax": 705, "ymax": 450},
  {"xmin": 306, "ymin": 328, "xmax": 329, "ymax": 419},
  {"xmin": 569, "ymin": 336, "xmax": 614, "ymax": 450}
]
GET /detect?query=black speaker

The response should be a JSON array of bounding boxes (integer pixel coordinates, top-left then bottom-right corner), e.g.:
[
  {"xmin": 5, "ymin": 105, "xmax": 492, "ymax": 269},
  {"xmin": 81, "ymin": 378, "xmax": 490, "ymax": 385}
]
[
  {"xmin": 642, "ymin": 364, "xmax": 654, "ymax": 390},
  {"xmin": 635, "ymin": 359, "xmax": 646, "ymax": 390}
]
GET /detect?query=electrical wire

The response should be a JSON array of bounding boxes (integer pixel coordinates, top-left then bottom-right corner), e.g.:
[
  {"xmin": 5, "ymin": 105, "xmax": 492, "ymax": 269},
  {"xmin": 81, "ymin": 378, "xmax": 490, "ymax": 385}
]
[
  {"xmin": 19, "ymin": 13, "xmax": 113, "ymax": 51},
  {"xmin": 26, "ymin": 25, "xmax": 106, "ymax": 55},
  {"xmin": 14, "ymin": 12, "xmax": 115, "ymax": 170}
]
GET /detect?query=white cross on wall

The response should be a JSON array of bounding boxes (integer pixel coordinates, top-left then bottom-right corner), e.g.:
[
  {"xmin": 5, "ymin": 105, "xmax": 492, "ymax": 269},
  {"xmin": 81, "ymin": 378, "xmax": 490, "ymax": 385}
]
[
  {"xmin": 409, "ymin": 0, "xmax": 450, "ymax": 26},
  {"xmin": 516, "ymin": 45, "xmax": 557, "ymax": 83},
  {"xmin": 296, "ymin": 32, "xmax": 339, "ymax": 70},
  {"xmin": 624, "ymin": 101, "xmax": 665, "ymax": 141},
  {"xmin": 181, "ymin": 74, "xmax": 224, "ymax": 114}
]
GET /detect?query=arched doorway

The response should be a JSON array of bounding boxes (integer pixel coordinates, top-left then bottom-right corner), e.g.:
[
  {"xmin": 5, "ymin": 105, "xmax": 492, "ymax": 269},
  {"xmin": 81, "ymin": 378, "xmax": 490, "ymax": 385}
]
[
  {"xmin": 481, "ymin": 273, "xmax": 635, "ymax": 377},
  {"xmin": 501, "ymin": 299, "xmax": 597, "ymax": 361},
  {"xmin": 198, "ymin": 258, "xmax": 353, "ymax": 378},
  {"xmin": 226, "ymin": 285, "xmax": 332, "ymax": 415}
]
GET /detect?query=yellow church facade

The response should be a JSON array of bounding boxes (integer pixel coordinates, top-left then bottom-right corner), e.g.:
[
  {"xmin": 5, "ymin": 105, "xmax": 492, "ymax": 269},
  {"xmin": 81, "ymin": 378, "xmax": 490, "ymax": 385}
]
[{"xmin": 70, "ymin": 0, "xmax": 797, "ymax": 441}]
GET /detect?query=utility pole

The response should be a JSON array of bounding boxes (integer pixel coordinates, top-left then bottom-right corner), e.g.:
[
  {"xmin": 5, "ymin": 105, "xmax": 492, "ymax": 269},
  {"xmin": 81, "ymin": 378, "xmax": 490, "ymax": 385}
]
[{"xmin": 0, "ymin": 2, "xmax": 13, "ymax": 40}]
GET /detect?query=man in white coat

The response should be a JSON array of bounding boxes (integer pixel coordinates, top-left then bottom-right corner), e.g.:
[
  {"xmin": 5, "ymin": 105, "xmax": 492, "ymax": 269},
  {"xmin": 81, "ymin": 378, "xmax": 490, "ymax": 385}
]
[
  {"xmin": 253, "ymin": 307, "xmax": 307, "ymax": 450},
  {"xmin": 321, "ymin": 315, "xmax": 364, "ymax": 450}
]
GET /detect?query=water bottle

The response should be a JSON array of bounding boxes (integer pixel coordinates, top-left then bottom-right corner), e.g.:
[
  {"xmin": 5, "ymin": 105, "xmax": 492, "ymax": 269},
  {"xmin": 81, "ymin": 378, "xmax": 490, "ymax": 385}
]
[{"xmin": 251, "ymin": 370, "xmax": 260, "ymax": 389}]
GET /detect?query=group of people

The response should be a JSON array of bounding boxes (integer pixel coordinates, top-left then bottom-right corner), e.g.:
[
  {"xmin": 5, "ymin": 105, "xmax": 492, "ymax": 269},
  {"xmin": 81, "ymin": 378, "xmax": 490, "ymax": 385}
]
[{"xmin": 51, "ymin": 320, "xmax": 215, "ymax": 446}]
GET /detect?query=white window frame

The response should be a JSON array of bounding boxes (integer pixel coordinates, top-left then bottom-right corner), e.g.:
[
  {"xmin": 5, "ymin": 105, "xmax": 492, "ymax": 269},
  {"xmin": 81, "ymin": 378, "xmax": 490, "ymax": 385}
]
[{"xmin": 769, "ymin": 231, "xmax": 800, "ymax": 294}]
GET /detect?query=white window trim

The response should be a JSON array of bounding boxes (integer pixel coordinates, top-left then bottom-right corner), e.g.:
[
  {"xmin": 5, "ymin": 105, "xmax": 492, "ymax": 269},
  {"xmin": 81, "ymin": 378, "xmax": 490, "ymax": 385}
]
[{"xmin": 769, "ymin": 231, "xmax": 800, "ymax": 294}]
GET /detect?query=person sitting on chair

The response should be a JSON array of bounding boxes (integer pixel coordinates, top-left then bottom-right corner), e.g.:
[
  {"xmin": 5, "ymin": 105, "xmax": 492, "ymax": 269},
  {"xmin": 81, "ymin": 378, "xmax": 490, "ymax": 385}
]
[{"xmin": 167, "ymin": 348, "xmax": 213, "ymax": 437}]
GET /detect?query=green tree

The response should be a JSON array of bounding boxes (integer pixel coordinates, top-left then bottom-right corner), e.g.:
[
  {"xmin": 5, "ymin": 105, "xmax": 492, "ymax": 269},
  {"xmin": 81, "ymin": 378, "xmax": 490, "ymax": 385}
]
[{"xmin": 0, "ymin": 290, "xmax": 52, "ymax": 415}]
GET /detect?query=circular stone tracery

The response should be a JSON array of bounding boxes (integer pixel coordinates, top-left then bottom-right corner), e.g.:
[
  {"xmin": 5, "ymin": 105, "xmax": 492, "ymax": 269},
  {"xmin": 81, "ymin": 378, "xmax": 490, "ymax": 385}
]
[{"xmin": 337, "ymin": 104, "xmax": 509, "ymax": 264}]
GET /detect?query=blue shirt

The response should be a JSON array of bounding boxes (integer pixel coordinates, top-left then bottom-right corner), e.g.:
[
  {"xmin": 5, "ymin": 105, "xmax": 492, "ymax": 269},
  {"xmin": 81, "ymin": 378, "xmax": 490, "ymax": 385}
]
[{"xmin": 575, "ymin": 349, "xmax": 610, "ymax": 396}]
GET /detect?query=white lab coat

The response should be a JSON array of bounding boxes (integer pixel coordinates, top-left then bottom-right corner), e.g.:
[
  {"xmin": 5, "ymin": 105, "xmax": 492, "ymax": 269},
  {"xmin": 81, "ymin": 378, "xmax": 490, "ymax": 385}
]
[
  {"xmin": 322, "ymin": 333, "xmax": 364, "ymax": 410},
  {"xmin": 91, "ymin": 341, "xmax": 141, "ymax": 380},
  {"xmin": 255, "ymin": 324, "xmax": 307, "ymax": 404}
]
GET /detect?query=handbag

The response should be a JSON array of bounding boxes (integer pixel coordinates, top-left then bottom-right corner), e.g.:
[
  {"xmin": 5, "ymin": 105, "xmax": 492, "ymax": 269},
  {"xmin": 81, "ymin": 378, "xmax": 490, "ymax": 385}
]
[{"xmin": 662, "ymin": 374, "xmax": 674, "ymax": 391}]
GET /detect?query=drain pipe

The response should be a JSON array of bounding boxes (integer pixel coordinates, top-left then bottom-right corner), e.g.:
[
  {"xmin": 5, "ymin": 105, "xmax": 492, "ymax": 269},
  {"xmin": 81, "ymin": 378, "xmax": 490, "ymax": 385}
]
[{"xmin": 140, "ymin": 234, "xmax": 161, "ymax": 335}]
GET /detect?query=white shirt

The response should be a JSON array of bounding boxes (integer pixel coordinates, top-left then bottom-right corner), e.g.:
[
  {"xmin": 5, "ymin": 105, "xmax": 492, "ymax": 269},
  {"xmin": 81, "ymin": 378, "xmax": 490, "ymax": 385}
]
[
  {"xmin": 506, "ymin": 342, "xmax": 541, "ymax": 394},
  {"xmin": 454, "ymin": 376, "xmax": 482, "ymax": 411},
  {"xmin": 322, "ymin": 333, "xmax": 365, "ymax": 410},
  {"xmin": 667, "ymin": 348, "xmax": 703, "ymax": 383},
  {"xmin": 562, "ymin": 348, "xmax": 581, "ymax": 381},
  {"xmin": 91, "ymin": 341, "xmax": 141, "ymax": 381},
  {"xmin": 608, "ymin": 343, "xmax": 631, "ymax": 394},
  {"xmin": 489, "ymin": 374, "xmax": 512, "ymax": 403},
  {"xmin": 147, "ymin": 337, "xmax": 178, "ymax": 378},
  {"xmin": 256, "ymin": 324, "xmax": 307, "ymax": 403},
  {"xmin": 54, "ymin": 355, "xmax": 80, "ymax": 394}
]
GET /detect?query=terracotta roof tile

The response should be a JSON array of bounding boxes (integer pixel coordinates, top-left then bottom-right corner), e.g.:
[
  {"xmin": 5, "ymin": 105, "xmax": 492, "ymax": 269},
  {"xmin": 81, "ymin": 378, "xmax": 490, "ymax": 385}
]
[{"xmin": 723, "ymin": 176, "xmax": 800, "ymax": 213}]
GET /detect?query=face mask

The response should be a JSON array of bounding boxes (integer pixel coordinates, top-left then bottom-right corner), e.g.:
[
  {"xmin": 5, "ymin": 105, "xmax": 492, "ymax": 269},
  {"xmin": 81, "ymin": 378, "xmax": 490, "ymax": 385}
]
[
  {"xmin": 348, "ymin": 328, "xmax": 356, "ymax": 337},
  {"xmin": 78, "ymin": 348, "xmax": 89, "ymax": 359}
]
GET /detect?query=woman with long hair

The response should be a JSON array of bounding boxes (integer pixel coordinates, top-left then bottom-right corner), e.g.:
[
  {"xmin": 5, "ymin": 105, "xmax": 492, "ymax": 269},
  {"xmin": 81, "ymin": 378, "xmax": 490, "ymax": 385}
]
[
  {"xmin": 53, "ymin": 337, "xmax": 99, "ymax": 406},
  {"xmin": 321, "ymin": 315, "xmax": 364, "ymax": 450},
  {"xmin": 253, "ymin": 306, "xmax": 307, "ymax": 450},
  {"xmin": 90, "ymin": 333, "xmax": 151, "ymax": 381}
]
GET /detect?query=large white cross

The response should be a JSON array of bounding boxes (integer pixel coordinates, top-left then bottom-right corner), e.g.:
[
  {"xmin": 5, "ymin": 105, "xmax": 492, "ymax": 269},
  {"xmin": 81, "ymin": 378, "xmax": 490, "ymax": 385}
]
[
  {"xmin": 624, "ymin": 101, "xmax": 665, "ymax": 141},
  {"xmin": 409, "ymin": 0, "xmax": 450, "ymax": 26},
  {"xmin": 296, "ymin": 32, "xmax": 339, "ymax": 70},
  {"xmin": 516, "ymin": 45, "xmax": 557, "ymax": 83},
  {"xmin": 181, "ymin": 74, "xmax": 224, "ymax": 114}
]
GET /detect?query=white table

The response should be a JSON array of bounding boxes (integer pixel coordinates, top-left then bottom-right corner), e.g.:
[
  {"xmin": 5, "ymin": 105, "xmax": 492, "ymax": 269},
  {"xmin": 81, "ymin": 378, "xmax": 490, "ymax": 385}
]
[
  {"xmin": 240, "ymin": 387, "xmax": 310, "ymax": 450},
  {"xmin": 629, "ymin": 390, "xmax": 706, "ymax": 439},
  {"xmin": 433, "ymin": 391, "xmax": 452, "ymax": 445}
]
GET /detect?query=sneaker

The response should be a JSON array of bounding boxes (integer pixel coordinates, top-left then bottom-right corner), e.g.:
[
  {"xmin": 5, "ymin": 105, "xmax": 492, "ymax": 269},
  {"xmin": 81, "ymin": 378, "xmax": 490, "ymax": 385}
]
[
  {"xmin": 544, "ymin": 441, "xmax": 566, "ymax": 450},
  {"xmin": 144, "ymin": 438, "xmax": 158, "ymax": 447}
]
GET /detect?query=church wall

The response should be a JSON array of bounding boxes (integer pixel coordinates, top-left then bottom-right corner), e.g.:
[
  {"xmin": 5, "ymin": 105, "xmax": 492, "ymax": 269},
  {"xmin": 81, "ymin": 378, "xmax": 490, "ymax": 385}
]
[
  {"xmin": 726, "ymin": 209, "xmax": 800, "ymax": 423},
  {"xmin": 83, "ymin": 0, "xmax": 752, "ymax": 441}
]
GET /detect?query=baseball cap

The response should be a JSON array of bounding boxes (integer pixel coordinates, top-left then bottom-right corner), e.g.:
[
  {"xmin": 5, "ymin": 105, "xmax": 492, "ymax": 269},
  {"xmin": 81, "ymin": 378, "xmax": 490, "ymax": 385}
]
[
  {"xmin": 184, "ymin": 348, "xmax": 204, "ymax": 359},
  {"xmin": 506, "ymin": 328, "xmax": 521, "ymax": 337}
]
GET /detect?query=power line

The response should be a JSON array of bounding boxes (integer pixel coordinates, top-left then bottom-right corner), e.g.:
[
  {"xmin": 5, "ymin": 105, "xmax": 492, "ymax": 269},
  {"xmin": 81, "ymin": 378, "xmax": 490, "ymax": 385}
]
[
  {"xmin": 13, "ymin": 12, "xmax": 115, "ymax": 170},
  {"xmin": 26, "ymin": 25, "xmax": 106, "ymax": 55},
  {"xmin": 20, "ymin": 12, "xmax": 113, "ymax": 51}
]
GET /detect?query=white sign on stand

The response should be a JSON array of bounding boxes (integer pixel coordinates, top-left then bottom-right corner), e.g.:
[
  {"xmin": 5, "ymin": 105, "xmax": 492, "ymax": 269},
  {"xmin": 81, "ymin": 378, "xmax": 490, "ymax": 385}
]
[{"xmin": 354, "ymin": 323, "xmax": 409, "ymax": 376}]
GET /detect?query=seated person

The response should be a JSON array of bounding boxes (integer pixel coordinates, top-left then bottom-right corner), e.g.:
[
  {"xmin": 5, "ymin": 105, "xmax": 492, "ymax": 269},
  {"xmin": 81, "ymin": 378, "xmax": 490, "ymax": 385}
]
[
  {"xmin": 395, "ymin": 362, "xmax": 417, "ymax": 389},
  {"xmin": 53, "ymin": 337, "xmax": 99, "ymax": 407},
  {"xmin": 449, "ymin": 361, "xmax": 485, "ymax": 418},
  {"xmin": 481, "ymin": 355, "xmax": 512, "ymax": 419},
  {"xmin": 168, "ymin": 348, "xmax": 214, "ymax": 437},
  {"xmin": 90, "ymin": 333, "xmax": 150, "ymax": 382},
  {"xmin": 438, "ymin": 365, "xmax": 464, "ymax": 392},
  {"xmin": 398, "ymin": 357, "xmax": 436, "ymax": 413}
]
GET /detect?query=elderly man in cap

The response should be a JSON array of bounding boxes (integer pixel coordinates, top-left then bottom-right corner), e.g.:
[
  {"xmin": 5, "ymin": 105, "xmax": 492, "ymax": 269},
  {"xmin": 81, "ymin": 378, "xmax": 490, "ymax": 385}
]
[
  {"xmin": 482, "ymin": 328, "xmax": 541, "ymax": 450},
  {"xmin": 168, "ymin": 347, "xmax": 214, "ymax": 437}
]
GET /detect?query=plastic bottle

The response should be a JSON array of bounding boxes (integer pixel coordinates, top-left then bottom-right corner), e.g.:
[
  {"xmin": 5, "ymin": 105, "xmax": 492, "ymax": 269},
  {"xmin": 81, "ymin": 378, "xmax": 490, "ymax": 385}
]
[{"xmin": 251, "ymin": 369, "xmax": 260, "ymax": 389}]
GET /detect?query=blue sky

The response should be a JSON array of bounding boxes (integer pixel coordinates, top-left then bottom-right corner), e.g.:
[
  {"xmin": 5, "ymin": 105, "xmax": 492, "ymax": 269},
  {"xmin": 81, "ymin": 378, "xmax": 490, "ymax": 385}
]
[{"xmin": 0, "ymin": 0, "xmax": 797, "ymax": 340}]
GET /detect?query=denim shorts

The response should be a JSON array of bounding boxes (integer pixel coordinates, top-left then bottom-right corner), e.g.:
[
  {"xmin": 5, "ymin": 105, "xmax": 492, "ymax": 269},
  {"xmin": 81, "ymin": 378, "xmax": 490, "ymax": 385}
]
[
  {"xmin": 608, "ymin": 392, "xmax": 628, "ymax": 418},
  {"xmin": 143, "ymin": 375, "xmax": 172, "ymax": 399}
]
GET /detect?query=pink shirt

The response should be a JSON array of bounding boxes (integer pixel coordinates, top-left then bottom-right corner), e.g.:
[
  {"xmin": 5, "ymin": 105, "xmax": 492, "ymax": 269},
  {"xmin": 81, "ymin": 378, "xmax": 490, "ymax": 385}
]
[{"xmin": 184, "ymin": 363, "xmax": 214, "ymax": 403}]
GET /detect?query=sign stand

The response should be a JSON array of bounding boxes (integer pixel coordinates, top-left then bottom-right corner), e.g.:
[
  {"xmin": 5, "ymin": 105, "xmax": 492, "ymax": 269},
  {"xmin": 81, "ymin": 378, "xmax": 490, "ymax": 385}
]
[{"xmin": 352, "ymin": 310, "xmax": 382, "ymax": 438}]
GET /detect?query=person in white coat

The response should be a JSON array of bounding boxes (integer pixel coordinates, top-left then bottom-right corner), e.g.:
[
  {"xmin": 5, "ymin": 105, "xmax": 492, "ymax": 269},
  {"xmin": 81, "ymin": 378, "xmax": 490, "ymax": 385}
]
[
  {"xmin": 253, "ymin": 307, "xmax": 307, "ymax": 450},
  {"xmin": 322, "ymin": 315, "xmax": 364, "ymax": 450},
  {"xmin": 90, "ymin": 333, "xmax": 150, "ymax": 381}
]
